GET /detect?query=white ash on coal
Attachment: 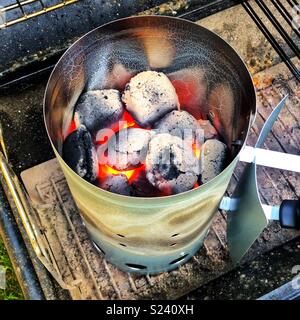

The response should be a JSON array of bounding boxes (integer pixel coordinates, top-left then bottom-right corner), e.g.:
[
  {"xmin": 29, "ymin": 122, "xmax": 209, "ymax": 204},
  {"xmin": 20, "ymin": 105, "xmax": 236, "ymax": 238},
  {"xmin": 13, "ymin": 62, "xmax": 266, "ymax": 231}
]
[
  {"xmin": 199, "ymin": 139, "xmax": 227, "ymax": 184},
  {"xmin": 63, "ymin": 125, "xmax": 99, "ymax": 183},
  {"xmin": 74, "ymin": 89, "xmax": 124, "ymax": 135},
  {"xmin": 63, "ymin": 69, "xmax": 230, "ymax": 197},
  {"xmin": 197, "ymin": 119, "xmax": 219, "ymax": 140},
  {"xmin": 106, "ymin": 128, "xmax": 152, "ymax": 170},
  {"xmin": 146, "ymin": 133, "xmax": 200, "ymax": 194},
  {"xmin": 99, "ymin": 174, "xmax": 131, "ymax": 196},
  {"xmin": 122, "ymin": 71, "xmax": 179, "ymax": 127},
  {"xmin": 154, "ymin": 110, "xmax": 202, "ymax": 143}
]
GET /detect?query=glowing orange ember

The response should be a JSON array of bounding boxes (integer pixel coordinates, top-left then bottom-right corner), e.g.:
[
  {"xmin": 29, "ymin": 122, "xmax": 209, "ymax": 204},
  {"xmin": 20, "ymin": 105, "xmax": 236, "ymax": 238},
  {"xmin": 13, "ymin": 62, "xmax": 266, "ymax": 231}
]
[
  {"xmin": 64, "ymin": 120, "xmax": 77, "ymax": 139},
  {"xmin": 109, "ymin": 110, "xmax": 137, "ymax": 133},
  {"xmin": 99, "ymin": 164, "xmax": 146, "ymax": 183},
  {"xmin": 193, "ymin": 143, "xmax": 201, "ymax": 160},
  {"xmin": 99, "ymin": 164, "xmax": 136, "ymax": 180},
  {"xmin": 94, "ymin": 110, "xmax": 141, "ymax": 146},
  {"xmin": 122, "ymin": 110, "xmax": 138, "ymax": 129}
]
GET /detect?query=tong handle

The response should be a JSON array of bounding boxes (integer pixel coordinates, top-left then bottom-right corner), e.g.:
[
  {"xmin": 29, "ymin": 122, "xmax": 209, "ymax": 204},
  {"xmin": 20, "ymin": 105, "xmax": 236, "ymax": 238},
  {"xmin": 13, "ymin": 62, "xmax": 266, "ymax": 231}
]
[{"xmin": 280, "ymin": 199, "xmax": 300, "ymax": 230}]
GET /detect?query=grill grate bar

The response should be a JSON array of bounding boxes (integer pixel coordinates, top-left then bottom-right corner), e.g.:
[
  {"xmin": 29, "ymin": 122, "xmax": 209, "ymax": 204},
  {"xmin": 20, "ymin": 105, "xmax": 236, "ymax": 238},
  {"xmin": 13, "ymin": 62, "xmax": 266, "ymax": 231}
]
[
  {"xmin": 1, "ymin": 0, "xmax": 36, "ymax": 12},
  {"xmin": 35, "ymin": 186, "xmax": 87, "ymax": 295},
  {"xmin": 211, "ymin": 222, "xmax": 227, "ymax": 249},
  {"xmin": 288, "ymin": 0, "xmax": 299, "ymax": 9},
  {"xmin": 38, "ymin": 0, "xmax": 45, "ymax": 9},
  {"xmin": 16, "ymin": 0, "xmax": 26, "ymax": 16},
  {"xmin": 270, "ymin": 0, "xmax": 300, "ymax": 40},
  {"xmin": 242, "ymin": 1, "xmax": 300, "ymax": 81},
  {"xmin": 146, "ymin": 274, "xmax": 153, "ymax": 286},
  {"xmin": 255, "ymin": 0, "xmax": 300, "ymax": 59},
  {"xmin": 127, "ymin": 273, "xmax": 137, "ymax": 292},
  {"xmin": 103, "ymin": 259, "xmax": 122, "ymax": 299},
  {"xmin": 178, "ymin": 0, "xmax": 243, "ymax": 21},
  {"xmin": 0, "ymin": 0, "xmax": 79, "ymax": 28},
  {"xmin": 50, "ymin": 178, "xmax": 104, "ymax": 300}
]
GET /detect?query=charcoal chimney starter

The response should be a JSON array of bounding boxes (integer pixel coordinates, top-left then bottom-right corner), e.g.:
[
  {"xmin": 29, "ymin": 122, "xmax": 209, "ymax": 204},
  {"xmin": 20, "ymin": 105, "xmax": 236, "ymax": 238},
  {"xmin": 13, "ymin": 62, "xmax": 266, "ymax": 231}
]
[{"xmin": 44, "ymin": 16, "xmax": 256, "ymax": 274}]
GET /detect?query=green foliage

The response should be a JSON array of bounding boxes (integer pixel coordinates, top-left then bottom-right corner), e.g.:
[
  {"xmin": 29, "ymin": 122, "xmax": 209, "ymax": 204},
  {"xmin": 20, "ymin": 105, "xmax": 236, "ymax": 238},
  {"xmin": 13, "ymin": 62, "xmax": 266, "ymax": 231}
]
[{"xmin": 0, "ymin": 237, "xmax": 24, "ymax": 300}]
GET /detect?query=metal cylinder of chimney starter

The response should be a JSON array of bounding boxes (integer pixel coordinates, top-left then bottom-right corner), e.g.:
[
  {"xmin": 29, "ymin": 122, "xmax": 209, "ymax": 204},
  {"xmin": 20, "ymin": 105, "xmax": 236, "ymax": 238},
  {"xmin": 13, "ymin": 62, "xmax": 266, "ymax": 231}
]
[{"xmin": 44, "ymin": 16, "xmax": 256, "ymax": 274}]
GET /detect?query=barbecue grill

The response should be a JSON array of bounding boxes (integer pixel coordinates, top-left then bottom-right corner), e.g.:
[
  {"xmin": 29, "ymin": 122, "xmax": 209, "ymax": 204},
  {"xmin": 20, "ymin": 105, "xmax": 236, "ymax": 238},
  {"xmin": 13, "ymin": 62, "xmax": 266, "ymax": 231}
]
[{"xmin": 0, "ymin": 0, "xmax": 299, "ymax": 300}]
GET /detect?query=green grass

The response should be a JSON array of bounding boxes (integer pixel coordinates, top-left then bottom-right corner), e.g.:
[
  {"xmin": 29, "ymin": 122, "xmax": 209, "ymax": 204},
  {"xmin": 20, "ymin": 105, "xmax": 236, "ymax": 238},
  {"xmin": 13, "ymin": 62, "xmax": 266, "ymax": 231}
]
[{"xmin": 0, "ymin": 236, "xmax": 24, "ymax": 300}]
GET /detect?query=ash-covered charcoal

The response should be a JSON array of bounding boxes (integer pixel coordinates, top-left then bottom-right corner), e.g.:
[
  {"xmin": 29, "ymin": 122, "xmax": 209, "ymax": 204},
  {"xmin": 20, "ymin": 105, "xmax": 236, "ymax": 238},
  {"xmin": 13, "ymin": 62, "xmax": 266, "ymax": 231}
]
[
  {"xmin": 198, "ymin": 119, "xmax": 219, "ymax": 140},
  {"xmin": 131, "ymin": 171, "xmax": 163, "ymax": 197},
  {"xmin": 146, "ymin": 134, "xmax": 200, "ymax": 194},
  {"xmin": 122, "ymin": 71, "xmax": 179, "ymax": 127},
  {"xmin": 154, "ymin": 110, "xmax": 200, "ymax": 142},
  {"xmin": 63, "ymin": 125, "xmax": 98, "ymax": 183},
  {"xmin": 199, "ymin": 139, "xmax": 227, "ymax": 184},
  {"xmin": 106, "ymin": 128, "xmax": 152, "ymax": 170},
  {"xmin": 74, "ymin": 89, "xmax": 124, "ymax": 135},
  {"xmin": 99, "ymin": 174, "xmax": 131, "ymax": 196}
]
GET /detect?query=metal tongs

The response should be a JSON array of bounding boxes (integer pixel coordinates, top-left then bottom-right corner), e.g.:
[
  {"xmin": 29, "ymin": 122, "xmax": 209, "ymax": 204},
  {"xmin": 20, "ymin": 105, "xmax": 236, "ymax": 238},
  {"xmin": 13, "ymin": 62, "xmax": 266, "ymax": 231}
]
[{"xmin": 0, "ymin": 123, "xmax": 74, "ymax": 291}]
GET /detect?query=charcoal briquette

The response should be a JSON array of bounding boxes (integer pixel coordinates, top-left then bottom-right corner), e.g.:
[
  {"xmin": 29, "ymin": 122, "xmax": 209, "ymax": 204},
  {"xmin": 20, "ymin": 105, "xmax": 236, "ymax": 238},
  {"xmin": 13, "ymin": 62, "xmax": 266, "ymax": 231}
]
[
  {"xmin": 199, "ymin": 139, "xmax": 227, "ymax": 184},
  {"xmin": 106, "ymin": 128, "xmax": 152, "ymax": 170},
  {"xmin": 130, "ymin": 171, "xmax": 163, "ymax": 197},
  {"xmin": 63, "ymin": 125, "xmax": 99, "ymax": 183},
  {"xmin": 74, "ymin": 89, "xmax": 124, "ymax": 135},
  {"xmin": 154, "ymin": 110, "xmax": 200, "ymax": 142},
  {"xmin": 122, "ymin": 71, "xmax": 179, "ymax": 127},
  {"xmin": 146, "ymin": 133, "xmax": 200, "ymax": 194},
  {"xmin": 99, "ymin": 174, "xmax": 131, "ymax": 196}
]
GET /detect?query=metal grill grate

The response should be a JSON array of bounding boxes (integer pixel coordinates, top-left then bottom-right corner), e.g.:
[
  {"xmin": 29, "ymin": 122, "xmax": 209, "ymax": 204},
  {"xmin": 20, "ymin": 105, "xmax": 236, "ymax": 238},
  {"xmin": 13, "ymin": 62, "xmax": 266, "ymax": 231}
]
[
  {"xmin": 0, "ymin": 0, "xmax": 79, "ymax": 28},
  {"xmin": 243, "ymin": 0, "xmax": 300, "ymax": 81}
]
